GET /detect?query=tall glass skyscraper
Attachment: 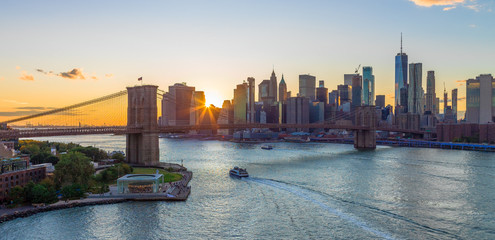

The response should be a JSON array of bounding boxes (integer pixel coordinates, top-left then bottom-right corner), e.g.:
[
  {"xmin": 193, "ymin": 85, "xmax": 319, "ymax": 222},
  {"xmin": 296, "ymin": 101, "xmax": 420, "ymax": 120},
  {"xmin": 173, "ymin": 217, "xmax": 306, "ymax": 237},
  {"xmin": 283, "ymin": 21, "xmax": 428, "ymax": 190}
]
[
  {"xmin": 395, "ymin": 34, "xmax": 408, "ymax": 109},
  {"xmin": 408, "ymin": 63, "xmax": 423, "ymax": 114},
  {"xmin": 362, "ymin": 66, "xmax": 374, "ymax": 105}
]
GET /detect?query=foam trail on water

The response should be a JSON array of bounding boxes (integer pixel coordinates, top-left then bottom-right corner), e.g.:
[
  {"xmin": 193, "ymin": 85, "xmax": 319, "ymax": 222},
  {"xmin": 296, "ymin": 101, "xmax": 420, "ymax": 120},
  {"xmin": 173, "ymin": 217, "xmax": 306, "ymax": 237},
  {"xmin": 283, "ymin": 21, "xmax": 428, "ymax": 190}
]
[{"xmin": 248, "ymin": 178, "xmax": 395, "ymax": 240}]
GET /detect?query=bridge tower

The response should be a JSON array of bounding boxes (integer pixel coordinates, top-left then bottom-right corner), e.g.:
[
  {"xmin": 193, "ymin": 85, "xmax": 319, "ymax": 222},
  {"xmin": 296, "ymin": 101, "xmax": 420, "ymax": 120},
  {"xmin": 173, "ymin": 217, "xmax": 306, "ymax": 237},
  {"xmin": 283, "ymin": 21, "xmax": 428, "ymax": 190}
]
[
  {"xmin": 354, "ymin": 106, "xmax": 377, "ymax": 150},
  {"xmin": 126, "ymin": 85, "xmax": 160, "ymax": 166}
]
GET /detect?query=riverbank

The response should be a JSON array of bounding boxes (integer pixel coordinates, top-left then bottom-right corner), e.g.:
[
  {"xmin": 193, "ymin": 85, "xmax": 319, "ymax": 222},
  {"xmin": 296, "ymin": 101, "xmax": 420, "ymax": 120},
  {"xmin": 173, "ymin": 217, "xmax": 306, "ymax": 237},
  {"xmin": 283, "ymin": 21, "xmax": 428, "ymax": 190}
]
[
  {"xmin": 0, "ymin": 169, "xmax": 193, "ymax": 224},
  {"xmin": 0, "ymin": 198, "xmax": 127, "ymax": 224}
]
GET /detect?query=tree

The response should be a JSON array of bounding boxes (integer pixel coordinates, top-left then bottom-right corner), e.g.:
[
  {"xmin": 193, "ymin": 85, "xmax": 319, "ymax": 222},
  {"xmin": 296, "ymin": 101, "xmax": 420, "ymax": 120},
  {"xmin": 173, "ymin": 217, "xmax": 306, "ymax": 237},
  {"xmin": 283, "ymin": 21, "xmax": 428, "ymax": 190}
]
[
  {"xmin": 23, "ymin": 181, "xmax": 36, "ymax": 203},
  {"xmin": 54, "ymin": 152, "xmax": 94, "ymax": 188},
  {"xmin": 31, "ymin": 184, "xmax": 57, "ymax": 204},
  {"xmin": 20, "ymin": 144, "xmax": 40, "ymax": 155},
  {"xmin": 70, "ymin": 146, "xmax": 108, "ymax": 161},
  {"xmin": 9, "ymin": 186, "xmax": 24, "ymax": 206},
  {"xmin": 111, "ymin": 152, "xmax": 125, "ymax": 162},
  {"xmin": 61, "ymin": 183, "xmax": 85, "ymax": 199}
]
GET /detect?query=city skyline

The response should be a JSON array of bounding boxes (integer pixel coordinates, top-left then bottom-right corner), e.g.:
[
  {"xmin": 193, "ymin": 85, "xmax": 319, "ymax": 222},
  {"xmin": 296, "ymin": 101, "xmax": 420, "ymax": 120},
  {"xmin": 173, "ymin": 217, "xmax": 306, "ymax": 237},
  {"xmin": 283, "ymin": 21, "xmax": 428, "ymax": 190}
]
[{"xmin": 1, "ymin": 0, "xmax": 494, "ymax": 119}]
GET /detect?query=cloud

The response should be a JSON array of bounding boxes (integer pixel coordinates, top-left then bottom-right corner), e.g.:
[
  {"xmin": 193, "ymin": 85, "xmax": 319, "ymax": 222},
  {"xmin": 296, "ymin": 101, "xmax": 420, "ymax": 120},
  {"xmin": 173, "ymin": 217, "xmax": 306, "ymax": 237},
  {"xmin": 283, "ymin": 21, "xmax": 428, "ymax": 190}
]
[
  {"xmin": 15, "ymin": 66, "xmax": 20, "ymax": 70},
  {"xmin": 0, "ymin": 77, "xmax": 4, "ymax": 81},
  {"xmin": 3, "ymin": 99, "xmax": 28, "ymax": 105},
  {"xmin": 105, "ymin": 73, "xmax": 114, "ymax": 78},
  {"xmin": 410, "ymin": 0, "xmax": 482, "ymax": 11},
  {"xmin": 19, "ymin": 71, "xmax": 34, "ymax": 81},
  {"xmin": 16, "ymin": 107, "xmax": 49, "ymax": 110},
  {"xmin": 37, "ymin": 67, "xmax": 103, "ymax": 80},
  {"xmin": 0, "ymin": 110, "xmax": 43, "ymax": 116},
  {"xmin": 36, "ymin": 69, "xmax": 55, "ymax": 76},
  {"xmin": 466, "ymin": 4, "xmax": 480, "ymax": 11},
  {"xmin": 59, "ymin": 68, "xmax": 86, "ymax": 80},
  {"xmin": 410, "ymin": 0, "xmax": 464, "ymax": 7}
]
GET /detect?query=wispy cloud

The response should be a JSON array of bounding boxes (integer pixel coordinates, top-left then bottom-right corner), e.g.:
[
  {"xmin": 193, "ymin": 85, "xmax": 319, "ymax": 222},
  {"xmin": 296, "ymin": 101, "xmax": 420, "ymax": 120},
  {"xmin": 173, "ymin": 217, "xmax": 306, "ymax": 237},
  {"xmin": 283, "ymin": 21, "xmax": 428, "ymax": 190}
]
[
  {"xmin": 410, "ymin": 0, "xmax": 464, "ymax": 7},
  {"xmin": 410, "ymin": 0, "xmax": 482, "ymax": 11},
  {"xmin": 16, "ymin": 106, "xmax": 51, "ymax": 110},
  {"xmin": 105, "ymin": 73, "xmax": 114, "ymax": 78},
  {"xmin": 19, "ymin": 71, "xmax": 34, "ymax": 81},
  {"xmin": 37, "ymin": 68, "xmax": 100, "ymax": 80},
  {"xmin": 36, "ymin": 69, "xmax": 56, "ymax": 76},
  {"xmin": 0, "ymin": 77, "xmax": 4, "ymax": 81},
  {"xmin": 15, "ymin": 66, "xmax": 21, "ymax": 70},
  {"xmin": 59, "ymin": 68, "xmax": 86, "ymax": 80},
  {"xmin": 3, "ymin": 99, "xmax": 28, "ymax": 105}
]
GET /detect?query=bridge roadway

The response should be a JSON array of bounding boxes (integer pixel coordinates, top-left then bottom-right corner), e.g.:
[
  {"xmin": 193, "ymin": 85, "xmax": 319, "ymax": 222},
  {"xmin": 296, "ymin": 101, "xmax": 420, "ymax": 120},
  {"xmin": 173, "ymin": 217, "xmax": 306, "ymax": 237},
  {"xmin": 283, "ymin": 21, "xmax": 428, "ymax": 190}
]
[{"xmin": 0, "ymin": 124, "xmax": 425, "ymax": 139}]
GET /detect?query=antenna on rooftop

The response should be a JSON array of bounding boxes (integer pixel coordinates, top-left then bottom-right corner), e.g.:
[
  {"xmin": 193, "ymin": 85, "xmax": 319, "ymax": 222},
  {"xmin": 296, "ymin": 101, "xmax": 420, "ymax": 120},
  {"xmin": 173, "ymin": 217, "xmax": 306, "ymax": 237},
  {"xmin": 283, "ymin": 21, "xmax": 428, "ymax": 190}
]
[{"xmin": 400, "ymin": 32, "xmax": 403, "ymax": 54}]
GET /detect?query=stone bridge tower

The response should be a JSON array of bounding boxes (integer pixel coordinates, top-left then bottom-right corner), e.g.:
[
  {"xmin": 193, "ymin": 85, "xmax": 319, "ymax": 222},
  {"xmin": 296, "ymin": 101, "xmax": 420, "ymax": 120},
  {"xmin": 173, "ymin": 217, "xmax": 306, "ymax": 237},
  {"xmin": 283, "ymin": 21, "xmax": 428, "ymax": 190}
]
[
  {"xmin": 354, "ymin": 106, "xmax": 377, "ymax": 150},
  {"xmin": 126, "ymin": 85, "xmax": 159, "ymax": 166}
]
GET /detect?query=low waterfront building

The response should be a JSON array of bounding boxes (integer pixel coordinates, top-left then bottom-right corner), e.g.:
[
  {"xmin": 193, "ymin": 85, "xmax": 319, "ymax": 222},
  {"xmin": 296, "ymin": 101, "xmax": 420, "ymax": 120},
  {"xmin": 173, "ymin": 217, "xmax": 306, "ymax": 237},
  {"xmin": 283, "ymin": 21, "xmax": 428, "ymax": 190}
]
[
  {"xmin": 117, "ymin": 174, "xmax": 164, "ymax": 194},
  {"xmin": 1, "ymin": 158, "xmax": 47, "ymax": 202}
]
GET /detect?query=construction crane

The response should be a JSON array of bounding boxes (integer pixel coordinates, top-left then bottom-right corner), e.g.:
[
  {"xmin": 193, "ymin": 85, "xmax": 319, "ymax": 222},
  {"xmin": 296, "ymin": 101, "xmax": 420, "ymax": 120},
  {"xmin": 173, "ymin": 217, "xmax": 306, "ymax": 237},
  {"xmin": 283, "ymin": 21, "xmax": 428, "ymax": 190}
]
[{"xmin": 355, "ymin": 64, "xmax": 361, "ymax": 75}]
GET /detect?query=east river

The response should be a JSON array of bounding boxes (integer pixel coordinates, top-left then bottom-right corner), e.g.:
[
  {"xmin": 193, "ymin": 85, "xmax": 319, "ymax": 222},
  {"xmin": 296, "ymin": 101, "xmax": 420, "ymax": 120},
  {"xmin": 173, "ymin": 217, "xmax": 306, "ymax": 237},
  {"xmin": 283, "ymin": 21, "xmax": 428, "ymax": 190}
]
[{"xmin": 1, "ymin": 135, "xmax": 494, "ymax": 239}]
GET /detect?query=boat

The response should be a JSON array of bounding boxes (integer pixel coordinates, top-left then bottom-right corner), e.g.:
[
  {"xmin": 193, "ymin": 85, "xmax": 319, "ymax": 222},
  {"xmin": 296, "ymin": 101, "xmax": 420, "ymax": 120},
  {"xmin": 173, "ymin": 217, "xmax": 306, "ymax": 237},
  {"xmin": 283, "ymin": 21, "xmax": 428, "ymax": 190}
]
[
  {"xmin": 229, "ymin": 166, "xmax": 249, "ymax": 178},
  {"xmin": 261, "ymin": 145, "xmax": 273, "ymax": 150}
]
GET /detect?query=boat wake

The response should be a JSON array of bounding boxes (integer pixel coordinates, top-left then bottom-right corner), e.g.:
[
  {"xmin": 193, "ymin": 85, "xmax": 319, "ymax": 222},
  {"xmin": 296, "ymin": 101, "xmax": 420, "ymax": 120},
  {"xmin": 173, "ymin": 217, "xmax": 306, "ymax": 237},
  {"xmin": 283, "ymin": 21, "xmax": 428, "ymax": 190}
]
[{"xmin": 246, "ymin": 177, "xmax": 395, "ymax": 240}]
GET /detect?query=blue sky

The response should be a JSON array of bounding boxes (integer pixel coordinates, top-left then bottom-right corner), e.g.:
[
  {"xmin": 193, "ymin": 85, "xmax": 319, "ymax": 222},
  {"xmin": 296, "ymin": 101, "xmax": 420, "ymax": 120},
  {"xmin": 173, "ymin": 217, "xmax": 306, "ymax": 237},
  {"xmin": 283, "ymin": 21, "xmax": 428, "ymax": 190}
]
[{"xmin": 0, "ymin": 0, "xmax": 494, "ymax": 111}]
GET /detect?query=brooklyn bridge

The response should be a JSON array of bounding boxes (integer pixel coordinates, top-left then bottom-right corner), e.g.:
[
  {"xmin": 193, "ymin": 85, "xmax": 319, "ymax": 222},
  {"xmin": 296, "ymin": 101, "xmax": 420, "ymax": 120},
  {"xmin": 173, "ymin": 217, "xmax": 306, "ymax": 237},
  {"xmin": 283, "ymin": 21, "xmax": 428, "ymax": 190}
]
[{"xmin": 0, "ymin": 85, "xmax": 426, "ymax": 166}]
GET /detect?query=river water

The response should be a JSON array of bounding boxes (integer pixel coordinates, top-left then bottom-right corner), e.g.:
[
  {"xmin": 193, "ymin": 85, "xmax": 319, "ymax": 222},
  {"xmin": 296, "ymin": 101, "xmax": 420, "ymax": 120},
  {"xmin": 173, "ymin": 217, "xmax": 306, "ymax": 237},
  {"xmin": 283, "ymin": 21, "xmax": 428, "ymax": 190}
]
[{"xmin": 1, "ymin": 135, "xmax": 494, "ymax": 239}]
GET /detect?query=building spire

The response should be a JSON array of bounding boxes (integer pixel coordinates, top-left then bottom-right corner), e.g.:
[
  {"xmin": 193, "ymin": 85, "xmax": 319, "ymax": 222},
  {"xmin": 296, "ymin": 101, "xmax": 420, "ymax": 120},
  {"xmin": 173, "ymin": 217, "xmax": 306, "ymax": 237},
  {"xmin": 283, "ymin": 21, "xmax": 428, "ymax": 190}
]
[{"xmin": 400, "ymin": 32, "xmax": 403, "ymax": 55}]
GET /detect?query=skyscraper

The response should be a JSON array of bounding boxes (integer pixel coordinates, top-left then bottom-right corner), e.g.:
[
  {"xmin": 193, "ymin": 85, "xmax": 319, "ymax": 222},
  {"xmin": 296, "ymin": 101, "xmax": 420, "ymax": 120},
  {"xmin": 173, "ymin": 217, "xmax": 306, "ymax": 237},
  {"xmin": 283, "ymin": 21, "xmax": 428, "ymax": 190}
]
[
  {"xmin": 233, "ymin": 82, "xmax": 248, "ymax": 124},
  {"xmin": 279, "ymin": 74, "xmax": 288, "ymax": 103},
  {"xmin": 362, "ymin": 66, "xmax": 374, "ymax": 105},
  {"xmin": 329, "ymin": 90, "xmax": 339, "ymax": 106},
  {"xmin": 408, "ymin": 63, "xmax": 422, "ymax": 114},
  {"xmin": 287, "ymin": 96, "xmax": 310, "ymax": 132},
  {"xmin": 270, "ymin": 70, "xmax": 278, "ymax": 102},
  {"xmin": 452, "ymin": 88, "xmax": 458, "ymax": 120},
  {"xmin": 480, "ymin": 75, "xmax": 495, "ymax": 123},
  {"xmin": 299, "ymin": 74, "xmax": 316, "ymax": 100},
  {"xmin": 247, "ymin": 77, "xmax": 255, "ymax": 123},
  {"xmin": 161, "ymin": 83, "xmax": 195, "ymax": 126},
  {"xmin": 316, "ymin": 80, "xmax": 328, "ymax": 104},
  {"xmin": 375, "ymin": 95, "xmax": 385, "ymax": 108},
  {"xmin": 344, "ymin": 74, "xmax": 354, "ymax": 86},
  {"xmin": 395, "ymin": 34, "xmax": 408, "ymax": 108},
  {"xmin": 338, "ymin": 84, "xmax": 352, "ymax": 104},
  {"xmin": 258, "ymin": 80, "xmax": 271, "ymax": 103},
  {"xmin": 425, "ymin": 71, "xmax": 436, "ymax": 113},
  {"xmin": 443, "ymin": 85, "xmax": 448, "ymax": 114},
  {"xmin": 466, "ymin": 74, "xmax": 494, "ymax": 123},
  {"xmin": 352, "ymin": 75, "xmax": 362, "ymax": 109},
  {"xmin": 190, "ymin": 91, "xmax": 206, "ymax": 126}
]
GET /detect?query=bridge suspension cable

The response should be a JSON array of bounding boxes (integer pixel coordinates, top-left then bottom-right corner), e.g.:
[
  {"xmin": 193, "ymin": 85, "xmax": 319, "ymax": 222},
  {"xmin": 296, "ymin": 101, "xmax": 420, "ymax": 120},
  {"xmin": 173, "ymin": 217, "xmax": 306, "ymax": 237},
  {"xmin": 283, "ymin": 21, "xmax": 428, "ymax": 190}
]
[{"xmin": 1, "ymin": 90, "xmax": 128, "ymax": 125}]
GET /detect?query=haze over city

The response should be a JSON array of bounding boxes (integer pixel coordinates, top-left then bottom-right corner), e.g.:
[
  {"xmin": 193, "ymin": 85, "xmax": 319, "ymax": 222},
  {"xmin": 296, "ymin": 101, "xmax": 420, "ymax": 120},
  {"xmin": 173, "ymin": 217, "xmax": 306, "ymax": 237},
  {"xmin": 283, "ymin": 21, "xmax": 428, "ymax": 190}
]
[{"xmin": 1, "ymin": 0, "xmax": 494, "ymax": 121}]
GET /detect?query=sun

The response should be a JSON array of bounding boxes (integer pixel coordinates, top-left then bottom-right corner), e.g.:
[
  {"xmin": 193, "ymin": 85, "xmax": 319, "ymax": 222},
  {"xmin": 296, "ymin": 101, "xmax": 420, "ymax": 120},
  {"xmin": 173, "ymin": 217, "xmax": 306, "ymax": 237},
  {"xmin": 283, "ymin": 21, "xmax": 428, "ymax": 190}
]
[{"xmin": 204, "ymin": 91, "xmax": 224, "ymax": 107}]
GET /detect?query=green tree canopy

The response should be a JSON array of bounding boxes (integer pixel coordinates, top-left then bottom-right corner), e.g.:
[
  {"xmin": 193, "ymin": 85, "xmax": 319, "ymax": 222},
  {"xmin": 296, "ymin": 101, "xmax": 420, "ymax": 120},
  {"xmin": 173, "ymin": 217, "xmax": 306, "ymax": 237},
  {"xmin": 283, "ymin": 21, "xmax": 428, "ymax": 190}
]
[{"xmin": 54, "ymin": 152, "xmax": 95, "ymax": 188}]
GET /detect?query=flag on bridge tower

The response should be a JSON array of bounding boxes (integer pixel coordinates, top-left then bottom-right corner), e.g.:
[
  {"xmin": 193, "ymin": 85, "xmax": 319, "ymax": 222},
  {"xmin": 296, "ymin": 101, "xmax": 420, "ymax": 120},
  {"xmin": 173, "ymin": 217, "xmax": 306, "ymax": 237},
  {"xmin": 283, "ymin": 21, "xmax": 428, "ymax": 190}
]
[{"xmin": 138, "ymin": 77, "xmax": 142, "ymax": 81}]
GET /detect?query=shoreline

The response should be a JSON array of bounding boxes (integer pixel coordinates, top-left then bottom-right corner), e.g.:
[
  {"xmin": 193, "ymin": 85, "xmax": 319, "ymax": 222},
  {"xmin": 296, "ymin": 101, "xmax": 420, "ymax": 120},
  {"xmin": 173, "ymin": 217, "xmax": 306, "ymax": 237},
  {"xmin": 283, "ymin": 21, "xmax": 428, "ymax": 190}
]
[{"xmin": 0, "ymin": 169, "xmax": 193, "ymax": 224}]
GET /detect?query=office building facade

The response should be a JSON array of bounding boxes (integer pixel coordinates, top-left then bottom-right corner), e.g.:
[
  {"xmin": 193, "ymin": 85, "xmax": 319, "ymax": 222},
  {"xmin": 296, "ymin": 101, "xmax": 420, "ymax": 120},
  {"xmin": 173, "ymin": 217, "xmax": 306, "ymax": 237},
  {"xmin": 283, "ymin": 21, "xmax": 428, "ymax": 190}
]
[
  {"xmin": 425, "ymin": 71, "xmax": 436, "ymax": 113},
  {"xmin": 299, "ymin": 74, "xmax": 316, "ymax": 100},
  {"xmin": 408, "ymin": 63, "xmax": 423, "ymax": 114},
  {"xmin": 362, "ymin": 66, "xmax": 374, "ymax": 106}
]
